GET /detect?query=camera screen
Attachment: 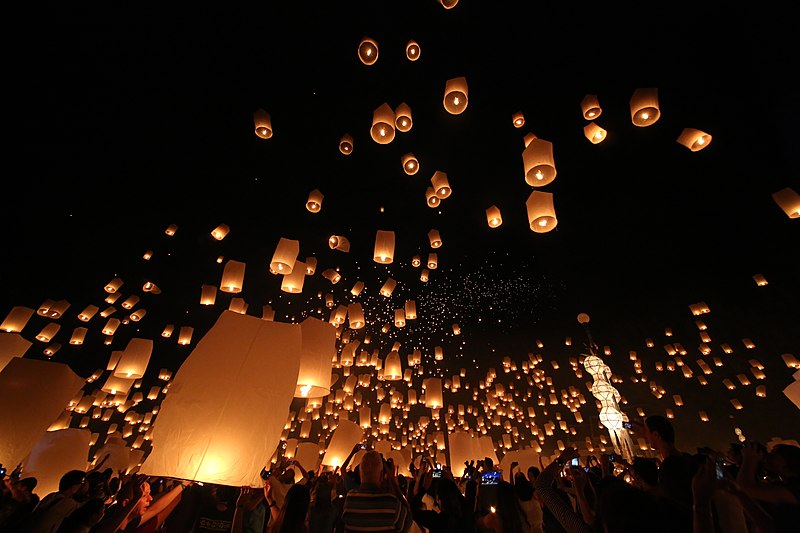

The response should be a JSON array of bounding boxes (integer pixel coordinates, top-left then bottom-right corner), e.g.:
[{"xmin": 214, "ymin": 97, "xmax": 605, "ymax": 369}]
[
  {"xmin": 569, "ymin": 457, "xmax": 581, "ymax": 466},
  {"xmin": 432, "ymin": 469, "xmax": 443, "ymax": 478},
  {"xmin": 482, "ymin": 471, "xmax": 500, "ymax": 485},
  {"xmin": 715, "ymin": 459, "xmax": 725, "ymax": 480}
]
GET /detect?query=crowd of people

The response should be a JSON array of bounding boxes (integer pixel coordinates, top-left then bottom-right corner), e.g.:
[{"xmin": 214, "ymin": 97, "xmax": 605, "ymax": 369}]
[{"xmin": 1, "ymin": 415, "xmax": 798, "ymax": 532}]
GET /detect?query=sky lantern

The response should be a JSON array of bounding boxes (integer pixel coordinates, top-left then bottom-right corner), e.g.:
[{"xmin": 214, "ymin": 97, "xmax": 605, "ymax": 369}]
[
  {"xmin": 443, "ymin": 77, "xmax": 468, "ymax": 114},
  {"xmin": 431, "ymin": 171, "xmax": 452, "ymax": 199},
  {"xmin": 177, "ymin": 326, "xmax": 194, "ymax": 345},
  {"xmin": 211, "ymin": 224, "xmax": 230, "ymax": 240},
  {"xmin": 630, "ymin": 88, "xmax": 661, "ymax": 127},
  {"xmin": 526, "ymin": 191, "xmax": 558, "ymax": 233},
  {"xmin": 253, "ymin": 108, "xmax": 273, "ymax": 139},
  {"xmin": 401, "ymin": 153, "xmax": 419, "ymax": 175},
  {"xmin": 420, "ymin": 269, "xmax": 429, "ymax": 282},
  {"xmin": 584, "ymin": 122, "xmax": 607, "ymax": 144},
  {"xmin": 428, "ymin": 229, "xmax": 442, "ymax": 248},
  {"xmin": 23, "ymin": 428, "xmax": 91, "ymax": 497},
  {"xmin": 522, "ymin": 138, "xmax": 557, "ymax": 187},
  {"xmin": 360, "ymin": 407, "xmax": 371, "ymax": 428},
  {"xmin": 0, "ymin": 333, "xmax": 31, "ymax": 371},
  {"xmin": 374, "ymin": 230, "xmax": 395, "ymax": 264},
  {"xmin": 339, "ymin": 133, "xmax": 354, "ymax": 155},
  {"xmin": 348, "ymin": 303, "xmax": 365, "ymax": 329},
  {"xmin": 306, "ymin": 189, "xmax": 324, "ymax": 213},
  {"xmin": 322, "ymin": 269, "xmax": 341, "ymax": 284},
  {"xmin": 512, "ymin": 111, "xmax": 525, "ymax": 128},
  {"xmin": 771, "ymin": 187, "xmax": 800, "ymax": 218},
  {"xmin": 425, "ymin": 187, "xmax": 440, "ymax": 207},
  {"xmin": 424, "ymin": 378, "xmax": 444, "ymax": 409},
  {"xmin": 1, "ymin": 306, "xmax": 34, "ymax": 333},
  {"xmin": 140, "ymin": 311, "xmax": 303, "ymax": 486},
  {"xmin": 404, "ymin": 300, "xmax": 417, "ymax": 320},
  {"xmin": 395, "ymin": 102, "xmax": 413, "ymax": 132},
  {"xmin": 405, "ymin": 39, "xmax": 420, "ymax": 60},
  {"xmin": 77, "ymin": 305, "xmax": 98, "ymax": 322},
  {"xmin": 427, "ymin": 253, "xmax": 438, "ymax": 269},
  {"xmin": 486, "ymin": 205, "xmax": 502, "ymax": 228},
  {"xmin": 295, "ymin": 317, "xmax": 336, "ymax": 399},
  {"xmin": 394, "ymin": 309, "xmax": 406, "ymax": 328},
  {"xmin": 371, "ymin": 103, "xmax": 396, "ymax": 144},
  {"xmin": 200, "ymin": 284, "xmax": 217, "ymax": 305},
  {"xmin": 114, "ymin": 338, "xmax": 152, "ymax": 379},
  {"xmin": 328, "ymin": 235, "xmax": 351, "ymax": 252},
  {"xmin": 220, "ymin": 260, "xmax": 246, "ymax": 293},
  {"xmin": 34, "ymin": 323, "xmax": 59, "ymax": 343},
  {"xmin": 104, "ymin": 277, "xmax": 124, "ymax": 293},
  {"xmin": 580, "ymin": 94, "xmax": 602, "ymax": 120},
  {"xmin": 357, "ymin": 37, "xmax": 379, "ymax": 65},
  {"xmin": 380, "ymin": 278, "xmax": 397, "ymax": 297},
  {"xmin": 164, "ymin": 223, "xmax": 178, "ymax": 236},
  {"xmin": 322, "ymin": 418, "xmax": 363, "ymax": 467},
  {"xmin": 384, "ymin": 351, "xmax": 403, "ymax": 380},
  {"xmin": 676, "ymin": 128, "xmax": 712, "ymax": 151},
  {"xmin": 270, "ymin": 237, "xmax": 300, "ymax": 275}
]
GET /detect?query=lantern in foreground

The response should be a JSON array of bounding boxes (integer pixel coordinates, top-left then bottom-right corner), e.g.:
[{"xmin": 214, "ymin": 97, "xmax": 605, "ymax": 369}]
[
  {"xmin": 322, "ymin": 418, "xmax": 363, "ymax": 467},
  {"xmin": 140, "ymin": 311, "xmax": 304, "ymax": 486},
  {"xmin": 630, "ymin": 88, "xmax": 660, "ymax": 127},
  {"xmin": 339, "ymin": 134, "xmax": 354, "ymax": 155},
  {"xmin": 526, "ymin": 191, "xmax": 558, "ymax": 233},
  {"xmin": 676, "ymin": 128, "xmax": 712, "ymax": 151},
  {"xmin": 306, "ymin": 189, "xmax": 324, "ymax": 213},
  {"xmin": 358, "ymin": 37, "xmax": 379, "ymax": 65},
  {"xmin": 1, "ymin": 306, "xmax": 34, "ymax": 333},
  {"xmin": 771, "ymin": 187, "xmax": 800, "ymax": 219},
  {"xmin": 405, "ymin": 40, "xmax": 421, "ymax": 61},
  {"xmin": 370, "ymin": 103, "xmax": 396, "ymax": 144},
  {"xmin": 254, "ymin": 108, "xmax": 273, "ymax": 139},
  {"xmin": 401, "ymin": 153, "xmax": 419, "ymax": 175},
  {"xmin": 443, "ymin": 77, "xmax": 468, "ymax": 114},
  {"xmin": 295, "ymin": 318, "xmax": 336, "ymax": 399},
  {"xmin": 374, "ymin": 230, "xmax": 396, "ymax": 264},
  {"xmin": 23, "ymin": 428, "xmax": 91, "ymax": 497},
  {"xmin": 581, "ymin": 94, "xmax": 602, "ymax": 120},
  {"xmin": 486, "ymin": 205, "xmax": 502, "ymax": 228},
  {"xmin": 522, "ymin": 138, "xmax": 557, "ymax": 187}
]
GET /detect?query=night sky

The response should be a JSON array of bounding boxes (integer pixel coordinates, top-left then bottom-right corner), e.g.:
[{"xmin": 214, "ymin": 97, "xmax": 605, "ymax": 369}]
[{"xmin": 3, "ymin": 3, "xmax": 799, "ymax": 461}]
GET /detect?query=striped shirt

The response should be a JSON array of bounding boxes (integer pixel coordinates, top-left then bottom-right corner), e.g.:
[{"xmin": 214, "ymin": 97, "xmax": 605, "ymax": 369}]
[{"xmin": 341, "ymin": 484, "xmax": 412, "ymax": 533}]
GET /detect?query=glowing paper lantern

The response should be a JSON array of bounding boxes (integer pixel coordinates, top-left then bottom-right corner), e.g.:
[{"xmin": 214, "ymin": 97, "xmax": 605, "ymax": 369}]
[
  {"xmin": 305, "ymin": 257, "xmax": 317, "ymax": 275},
  {"xmin": 254, "ymin": 108, "xmax": 273, "ymax": 139},
  {"xmin": 522, "ymin": 138, "xmax": 556, "ymax": 187},
  {"xmin": 322, "ymin": 269, "xmax": 341, "ymax": 284},
  {"xmin": 486, "ymin": 205, "xmax": 502, "ymax": 228},
  {"xmin": 114, "ymin": 338, "xmax": 153, "ymax": 379},
  {"xmin": 221, "ymin": 260, "xmax": 246, "ymax": 293},
  {"xmin": 1, "ymin": 306, "xmax": 34, "ymax": 332},
  {"xmin": 426, "ymin": 187, "xmax": 440, "ymax": 207},
  {"xmin": 371, "ymin": 103, "xmax": 396, "ymax": 144},
  {"xmin": 211, "ymin": 224, "xmax": 230, "ymax": 240},
  {"xmin": 306, "ymin": 189, "xmax": 324, "ymax": 213},
  {"xmin": 771, "ymin": 187, "xmax": 800, "ymax": 219},
  {"xmin": 0, "ymin": 333, "xmax": 31, "ymax": 371},
  {"xmin": 36, "ymin": 323, "xmax": 60, "ymax": 342},
  {"xmin": 431, "ymin": 171, "xmax": 452, "ymax": 199},
  {"xmin": 281, "ymin": 261, "xmax": 307, "ymax": 293},
  {"xmin": 177, "ymin": 327, "xmax": 194, "ymax": 345},
  {"xmin": 424, "ymin": 378, "xmax": 444, "ymax": 408},
  {"xmin": 428, "ymin": 229, "xmax": 442, "ymax": 248},
  {"xmin": 329, "ymin": 235, "xmax": 351, "ymax": 253},
  {"xmin": 443, "ymin": 77, "xmax": 468, "ymax": 114},
  {"xmin": 351, "ymin": 281, "xmax": 364, "ymax": 296},
  {"xmin": 512, "ymin": 111, "xmax": 525, "ymax": 128},
  {"xmin": 394, "ymin": 309, "xmax": 406, "ymax": 328},
  {"xmin": 295, "ymin": 317, "xmax": 336, "ymax": 399},
  {"xmin": 427, "ymin": 253, "xmax": 438, "ymax": 269},
  {"xmin": 404, "ymin": 300, "xmax": 417, "ymax": 320},
  {"xmin": 140, "ymin": 311, "xmax": 303, "ymax": 486},
  {"xmin": 321, "ymin": 418, "xmax": 363, "ymax": 467},
  {"xmin": 420, "ymin": 269, "xmax": 429, "ymax": 282},
  {"xmin": 164, "ymin": 223, "xmax": 178, "ymax": 236},
  {"xmin": 0, "ymin": 358, "xmax": 84, "ymax": 468},
  {"xmin": 374, "ymin": 230, "xmax": 396, "ymax": 264},
  {"xmin": 406, "ymin": 39, "xmax": 421, "ymax": 60},
  {"xmin": 581, "ymin": 94, "xmax": 602, "ymax": 120},
  {"xmin": 401, "ymin": 153, "xmax": 419, "ymax": 175},
  {"xmin": 677, "ymin": 128, "xmax": 712, "ymax": 151},
  {"xmin": 105, "ymin": 277, "xmax": 124, "ymax": 293},
  {"xmin": 339, "ymin": 134, "xmax": 354, "ymax": 155},
  {"xmin": 584, "ymin": 122, "xmax": 607, "ymax": 144},
  {"xmin": 200, "ymin": 284, "xmax": 217, "ymax": 305},
  {"xmin": 270, "ymin": 237, "xmax": 300, "ymax": 275},
  {"xmin": 526, "ymin": 191, "xmax": 558, "ymax": 233},
  {"xmin": 380, "ymin": 278, "xmax": 397, "ymax": 297},
  {"xmin": 395, "ymin": 102, "xmax": 413, "ymax": 132},
  {"xmin": 23, "ymin": 428, "xmax": 91, "ymax": 497},
  {"xmin": 358, "ymin": 37, "xmax": 379, "ymax": 65},
  {"xmin": 630, "ymin": 88, "xmax": 661, "ymax": 127},
  {"xmin": 384, "ymin": 351, "xmax": 402, "ymax": 380}
]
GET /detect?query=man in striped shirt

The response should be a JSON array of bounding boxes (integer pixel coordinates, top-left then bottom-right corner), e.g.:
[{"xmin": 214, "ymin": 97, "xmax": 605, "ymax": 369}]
[{"xmin": 341, "ymin": 450, "xmax": 412, "ymax": 533}]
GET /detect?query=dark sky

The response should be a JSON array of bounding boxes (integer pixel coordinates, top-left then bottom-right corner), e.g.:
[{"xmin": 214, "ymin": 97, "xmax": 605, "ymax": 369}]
[{"xmin": 3, "ymin": 3, "xmax": 799, "ymax": 458}]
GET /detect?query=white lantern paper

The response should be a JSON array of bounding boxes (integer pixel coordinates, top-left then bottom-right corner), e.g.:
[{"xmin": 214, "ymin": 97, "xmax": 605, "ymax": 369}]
[
  {"xmin": 295, "ymin": 318, "xmax": 336, "ymax": 399},
  {"xmin": 23, "ymin": 428, "xmax": 92, "ymax": 497},
  {"xmin": 0, "ymin": 358, "xmax": 84, "ymax": 468},
  {"xmin": 0, "ymin": 332, "xmax": 32, "ymax": 372},
  {"xmin": 140, "ymin": 311, "xmax": 303, "ymax": 487},
  {"xmin": 321, "ymin": 418, "xmax": 363, "ymax": 467},
  {"xmin": 114, "ymin": 338, "xmax": 153, "ymax": 379}
]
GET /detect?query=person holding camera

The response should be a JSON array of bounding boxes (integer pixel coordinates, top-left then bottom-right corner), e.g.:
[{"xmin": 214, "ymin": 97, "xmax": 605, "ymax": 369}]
[{"xmin": 341, "ymin": 450, "xmax": 411, "ymax": 533}]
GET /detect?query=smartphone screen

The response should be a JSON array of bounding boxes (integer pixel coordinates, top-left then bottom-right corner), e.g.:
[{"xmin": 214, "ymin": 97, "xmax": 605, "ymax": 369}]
[
  {"xmin": 432, "ymin": 469, "xmax": 443, "ymax": 478},
  {"xmin": 569, "ymin": 457, "xmax": 580, "ymax": 466},
  {"xmin": 715, "ymin": 458, "xmax": 725, "ymax": 480},
  {"xmin": 482, "ymin": 471, "xmax": 501, "ymax": 485}
]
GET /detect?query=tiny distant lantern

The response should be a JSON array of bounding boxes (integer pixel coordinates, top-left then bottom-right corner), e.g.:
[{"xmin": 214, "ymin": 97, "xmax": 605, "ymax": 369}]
[
  {"xmin": 177, "ymin": 326, "xmax": 193, "ymax": 345},
  {"xmin": 339, "ymin": 134, "xmax": 354, "ymax": 155},
  {"xmin": 580, "ymin": 94, "xmax": 602, "ymax": 120},
  {"xmin": 512, "ymin": 111, "xmax": 525, "ymax": 128},
  {"xmin": 254, "ymin": 108, "xmax": 273, "ymax": 139},
  {"xmin": 380, "ymin": 278, "xmax": 397, "ymax": 297},
  {"xmin": 164, "ymin": 223, "xmax": 178, "ymax": 236},
  {"xmin": 427, "ymin": 253, "xmax": 438, "ymax": 269},
  {"xmin": 348, "ymin": 303, "xmax": 365, "ymax": 329},
  {"xmin": 322, "ymin": 269, "xmax": 341, "ymax": 284},
  {"xmin": 211, "ymin": 224, "xmax": 230, "ymax": 240},
  {"xmin": 452, "ymin": 324, "xmax": 461, "ymax": 335},
  {"xmin": 428, "ymin": 229, "xmax": 442, "ymax": 248},
  {"xmin": 281, "ymin": 261, "xmax": 307, "ymax": 293},
  {"xmin": 401, "ymin": 153, "xmax": 419, "ymax": 175},
  {"xmin": 374, "ymin": 230, "xmax": 396, "ymax": 264},
  {"xmin": 395, "ymin": 103, "xmax": 413, "ymax": 132},
  {"xmin": 358, "ymin": 36, "xmax": 379, "ymax": 65},
  {"xmin": 1, "ymin": 306, "xmax": 34, "ymax": 332},
  {"xmin": 425, "ymin": 187, "xmax": 440, "ymax": 208},
  {"xmin": 143, "ymin": 250, "xmax": 153, "ymax": 260},
  {"xmin": 404, "ymin": 300, "xmax": 417, "ymax": 320},
  {"xmin": 105, "ymin": 277, "xmax": 124, "ymax": 294},
  {"xmin": 522, "ymin": 138, "xmax": 557, "ymax": 187},
  {"xmin": 394, "ymin": 309, "xmax": 406, "ymax": 328},
  {"xmin": 771, "ymin": 187, "xmax": 800, "ymax": 219},
  {"xmin": 406, "ymin": 39, "xmax": 420, "ymax": 61},
  {"xmin": 329, "ymin": 235, "xmax": 351, "ymax": 252},
  {"xmin": 677, "ymin": 128, "xmax": 712, "ymax": 151},
  {"xmin": 142, "ymin": 281, "xmax": 160, "ymax": 294},
  {"xmin": 431, "ymin": 171, "xmax": 452, "ymax": 199},
  {"xmin": 584, "ymin": 123, "xmax": 607, "ymax": 144},
  {"xmin": 200, "ymin": 284, "xmax": 217, "ymax": 305},
  {"xmin": 752, "ymin": 274, "xmax": 768, "ymax": 286},
  {"xmin": 411, "ymin": 255, "xmax": 421, "ymax": 267},
  {"xmin": 486, "ymin": 205, "xmax": 503, "ymax": 228},
  {"xmin": 370, "ymin": 103, "xmax": 396, "ymax": 144},
  {"xmin": 161, "ymin": 325, "xmax": 174, "ymax": 337},
  {"xmin": 526, "ymin": 191, "xmax": 558, "ymax": 233},
  {"xmin": 630, "ymin": 88, "xmax": 661, "ymax": 127},
  {"xmin": 220, "ymin": 259, "xmax": 246, "ymax": 293},
  {"xmin": 306, "ymin": 189, "xmax": 324, "ymax": 213},
  {"xmin": 305, "ymin": 257, "xmax": 317, "ymax": 275},
  {"xmin": 271, "ymin": 238, "xmax": 300, "ymax": 275},
  {"xmin": 443, "ymin": 77, "xmax": 468, "ymax": 114}
]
